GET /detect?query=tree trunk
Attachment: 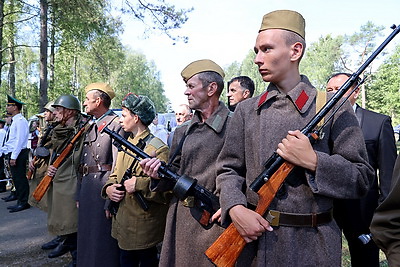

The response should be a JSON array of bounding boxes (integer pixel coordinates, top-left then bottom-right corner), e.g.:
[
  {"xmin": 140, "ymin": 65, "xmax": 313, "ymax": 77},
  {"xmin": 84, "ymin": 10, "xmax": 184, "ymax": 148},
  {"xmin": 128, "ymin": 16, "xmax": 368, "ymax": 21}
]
[
  {"xmin": 39, "ymin": 0, "xmax": 48, "ymax": 110},
  {"xmin": 0, "ymin": 0, "xmax": 4, "ymax": 90}
]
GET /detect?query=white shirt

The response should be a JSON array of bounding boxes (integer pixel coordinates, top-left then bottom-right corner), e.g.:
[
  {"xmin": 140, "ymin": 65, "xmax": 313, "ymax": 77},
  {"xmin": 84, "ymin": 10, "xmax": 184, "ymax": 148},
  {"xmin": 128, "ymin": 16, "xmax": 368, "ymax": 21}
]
[
  {"xmin": 0, "ymin": 128, "xmax": 6, "ymax": 147},
  {"xmin": 149, "ymin": 123, "xmax": 168, "ymax": 144},
  {"xmin": 1, "ymin": 113, "xmax": 29, "ymax": 159}
]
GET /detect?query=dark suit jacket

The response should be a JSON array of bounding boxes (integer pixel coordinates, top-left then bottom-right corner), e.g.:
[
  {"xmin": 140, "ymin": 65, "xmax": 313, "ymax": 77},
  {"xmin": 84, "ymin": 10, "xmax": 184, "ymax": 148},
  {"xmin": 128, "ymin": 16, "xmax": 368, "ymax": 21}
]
[{"xmin": 334, "ymin": 105, "xmax": 397, "ymax": 234}]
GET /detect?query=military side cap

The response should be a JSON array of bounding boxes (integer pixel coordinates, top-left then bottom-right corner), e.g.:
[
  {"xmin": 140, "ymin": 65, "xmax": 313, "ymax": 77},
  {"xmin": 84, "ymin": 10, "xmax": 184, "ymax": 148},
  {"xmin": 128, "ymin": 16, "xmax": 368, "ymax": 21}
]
[
  {"xmin": 259, "ymin": 10, "xmax": 305, "ymax": 39},
  {"xmin": 181, "ymin": 59, "xmax": 225, "ymax": 82},
  {"xmin": 7, "ymin": 95, "xmax": 25, "ymax": 109},
  {"xmin": 122, "ymin": 93, "xmax": 156, "ymax": 126},
  {"xmin": 85, "ymin": 82, "xmax": 115, "ymax": 99}
]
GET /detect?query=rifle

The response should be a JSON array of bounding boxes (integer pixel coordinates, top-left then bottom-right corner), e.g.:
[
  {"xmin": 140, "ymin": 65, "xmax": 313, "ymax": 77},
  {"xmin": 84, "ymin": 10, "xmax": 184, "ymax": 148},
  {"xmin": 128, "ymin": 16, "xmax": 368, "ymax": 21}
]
[
  {"xmin": 205, "ymin": 24, "xmax": 400, "ymax": 267},
  {"xmin": 27, "ymin": 122, "xmax": 57, "ymax": 180},
  {"xmin": 102, "ymin": 126, "xmax": 220, "ymax": 229},
  {"xmin": 32, "ymin": 118, "xmax": 92, "ymax": 201},
  {"xmin": 108, "ymin": 138, "xmax": 149, "ymax": 215}
]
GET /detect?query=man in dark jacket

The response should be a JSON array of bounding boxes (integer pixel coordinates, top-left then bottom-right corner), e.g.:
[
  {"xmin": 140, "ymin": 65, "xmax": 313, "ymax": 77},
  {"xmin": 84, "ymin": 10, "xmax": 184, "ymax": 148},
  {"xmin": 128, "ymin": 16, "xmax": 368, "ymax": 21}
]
[{"xmin": 327, "ymin": 73, "xmax": 397, "ymax": 267}]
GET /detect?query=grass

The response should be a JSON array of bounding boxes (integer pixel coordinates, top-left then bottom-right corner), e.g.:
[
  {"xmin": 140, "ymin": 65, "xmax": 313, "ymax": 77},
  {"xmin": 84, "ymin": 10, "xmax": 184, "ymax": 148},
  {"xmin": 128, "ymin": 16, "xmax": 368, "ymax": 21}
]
[{"xmin": 341, "ymin": 234, "xmax": 388, "ymax": 267}]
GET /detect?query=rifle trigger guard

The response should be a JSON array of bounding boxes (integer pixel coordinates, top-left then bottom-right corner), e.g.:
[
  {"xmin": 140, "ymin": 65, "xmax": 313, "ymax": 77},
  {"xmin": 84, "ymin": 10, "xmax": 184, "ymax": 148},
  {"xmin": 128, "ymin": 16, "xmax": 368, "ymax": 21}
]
[{"xmin": 173, "ymin": 174, "xmax": 196, "ymax": 200}]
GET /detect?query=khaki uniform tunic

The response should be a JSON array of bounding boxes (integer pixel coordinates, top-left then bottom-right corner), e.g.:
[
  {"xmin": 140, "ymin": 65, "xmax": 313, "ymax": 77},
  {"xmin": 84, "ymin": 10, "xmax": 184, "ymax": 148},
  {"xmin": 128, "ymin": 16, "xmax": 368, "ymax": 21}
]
[{"xmin": 102, "ymin": 128, "xmax": 170, "ymax": 250}]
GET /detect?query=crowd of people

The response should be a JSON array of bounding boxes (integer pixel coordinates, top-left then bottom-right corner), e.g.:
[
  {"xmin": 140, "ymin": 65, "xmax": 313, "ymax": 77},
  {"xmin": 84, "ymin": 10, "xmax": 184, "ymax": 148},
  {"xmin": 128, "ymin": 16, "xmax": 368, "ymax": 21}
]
[{"xmin": 1, "ymin": 9, "xmax": 400, "ymax": 267}]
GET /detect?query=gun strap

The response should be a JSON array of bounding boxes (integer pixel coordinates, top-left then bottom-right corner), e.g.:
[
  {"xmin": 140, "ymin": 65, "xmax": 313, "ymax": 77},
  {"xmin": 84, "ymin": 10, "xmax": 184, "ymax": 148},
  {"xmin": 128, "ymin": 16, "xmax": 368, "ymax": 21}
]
[
  {"xmin": 168, "ymin": 132, "xmax": 188, "ymax": 167},
  {"xmin": 316, "ymin": 90, "xmax": 327, "ymax": 129}
]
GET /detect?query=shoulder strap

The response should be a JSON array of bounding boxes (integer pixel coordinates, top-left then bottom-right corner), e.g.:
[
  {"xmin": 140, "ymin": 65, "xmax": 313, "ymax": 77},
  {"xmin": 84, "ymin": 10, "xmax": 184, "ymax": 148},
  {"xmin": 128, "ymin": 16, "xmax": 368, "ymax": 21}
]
[{"xmin": 316, "ymin": 90, "xmax": 327, "ymax": 129}]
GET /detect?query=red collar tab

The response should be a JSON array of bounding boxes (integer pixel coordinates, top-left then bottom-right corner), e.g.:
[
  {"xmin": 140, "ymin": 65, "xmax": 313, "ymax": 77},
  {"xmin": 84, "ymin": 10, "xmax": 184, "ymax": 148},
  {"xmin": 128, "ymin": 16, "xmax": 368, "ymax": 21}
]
[
  {"xmin": 294, "ymin": 90, "xmax": 309, "ymax": 111},
  {"xmin": 257, "ymin": 91, "xmax": 269, "ymax": 108}
]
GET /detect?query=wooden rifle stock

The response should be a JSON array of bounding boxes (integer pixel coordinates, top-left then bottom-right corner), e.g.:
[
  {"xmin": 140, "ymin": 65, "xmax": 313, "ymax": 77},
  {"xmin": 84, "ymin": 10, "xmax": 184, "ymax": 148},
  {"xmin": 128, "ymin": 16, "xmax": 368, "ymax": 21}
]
[
  {"xmin": 32, "ymin": 120, "xmax": 91, "ymax": 201},
  {"xmin": 205, "ymin": 161, "xmax": 294, "ymax": 267}
]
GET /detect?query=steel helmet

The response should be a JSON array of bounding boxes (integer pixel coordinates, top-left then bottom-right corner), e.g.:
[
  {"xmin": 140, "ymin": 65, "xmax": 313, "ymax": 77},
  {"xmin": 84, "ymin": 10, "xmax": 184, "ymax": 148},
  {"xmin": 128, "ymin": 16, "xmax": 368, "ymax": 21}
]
[
  {"xmin": 52, "ymin": 95, "xmax": 81, "ymax": 111},
  {"xmin": 44, "ymin": 101, "xmax": 55, "ymax": 112}
]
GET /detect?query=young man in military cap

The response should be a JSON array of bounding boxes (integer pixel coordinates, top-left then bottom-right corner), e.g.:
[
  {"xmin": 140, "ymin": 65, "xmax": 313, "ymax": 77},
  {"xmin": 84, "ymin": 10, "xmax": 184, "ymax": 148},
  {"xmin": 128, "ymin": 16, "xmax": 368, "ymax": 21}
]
[
  {"xmin": 76, "ymin": 83, "xmax": 121, "ymax": 267},
  {"xmin": 102, "ymin": 93, "xmax": 170, "ymax": 266},
  {"xmin": 45, "ymin": 95, "xmax": 88, "ymax": 266},
  {"xmin": 215, "ymin": 10, "xmax": 374, "ymax": 266},
  {"xmin": 140, "ymin": 59, "xmax": 230, "ymax": 266},
  {"xmin": 1, "ymin": 95, "xmax": 30, "ymax": 212}
]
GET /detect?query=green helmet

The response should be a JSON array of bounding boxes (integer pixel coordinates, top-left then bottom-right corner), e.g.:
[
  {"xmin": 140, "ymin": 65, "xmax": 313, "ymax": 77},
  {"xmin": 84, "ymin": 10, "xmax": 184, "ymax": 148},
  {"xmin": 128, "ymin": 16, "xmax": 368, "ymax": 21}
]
[
  {"xmin": 52, "ymin": 95, "xmax": 81, "ymax": 111},
  {"xmin": 44, "ymin": 101, "xmax": 55, "ymax": 112}
]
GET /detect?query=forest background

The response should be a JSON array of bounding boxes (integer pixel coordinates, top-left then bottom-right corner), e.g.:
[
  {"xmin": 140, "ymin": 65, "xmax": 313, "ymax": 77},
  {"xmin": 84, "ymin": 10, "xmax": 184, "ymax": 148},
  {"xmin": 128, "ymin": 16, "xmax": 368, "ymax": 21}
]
[{"xmin": 0, "ymin": 0, "xmax": 399, "ymax": 126}]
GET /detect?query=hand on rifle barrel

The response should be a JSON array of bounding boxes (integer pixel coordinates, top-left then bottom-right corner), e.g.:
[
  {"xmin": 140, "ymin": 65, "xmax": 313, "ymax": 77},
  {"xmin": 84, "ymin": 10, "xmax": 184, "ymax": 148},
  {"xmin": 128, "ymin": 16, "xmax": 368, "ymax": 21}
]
[
  {"xmin": 140, "ymin": 158, "xmax": 161, "ymax": 179},
  {"xmin": 29, "ymin": 159, "xmax": 36, "ymax": 172},
  {"xmin": 106, "ymin": 184, "xmax": 125, "ymax": 202},
  {"xmin": 229, "ymin": 205, "xmax": 273, "ymax": 243},
  {"xmin": 276, "ymin": 130, "xmax": 317, "ymax": 171}
]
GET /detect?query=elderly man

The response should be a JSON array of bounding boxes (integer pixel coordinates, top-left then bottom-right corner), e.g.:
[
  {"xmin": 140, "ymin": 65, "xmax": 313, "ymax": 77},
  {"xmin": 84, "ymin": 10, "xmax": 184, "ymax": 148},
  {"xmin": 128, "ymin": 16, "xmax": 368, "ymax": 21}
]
[
  {"xmin": 141, "ymin": 59, "xmax": 231, "ymax": 266},
  {"xmin": 1, "ymin": 95, "xmax": 29, "ymax": 212},
  {"xmin": 167, "ymin": 104, "xmax": 193, "ymax": 147},
  {"xmin": 76, "ymin": 83, "xmax": 121, "ymax": 267},
  {"xmin": 227, "ymin": 76, "xmax": 255, "ymax": 111},
  {"xmin": 327, "ymin": 73, "xmax": 397, "ymax": 267},
  {"xmin": 215, "ymin": 10, "xmax": 374, "ymax": 266}
]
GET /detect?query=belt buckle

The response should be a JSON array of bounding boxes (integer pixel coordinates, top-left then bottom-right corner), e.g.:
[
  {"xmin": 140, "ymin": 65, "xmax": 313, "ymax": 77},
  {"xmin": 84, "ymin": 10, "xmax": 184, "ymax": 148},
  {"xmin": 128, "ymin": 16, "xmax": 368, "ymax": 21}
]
[{"xmin": 266, "ymin": 210, "xmax": 280, "ymax": 227}]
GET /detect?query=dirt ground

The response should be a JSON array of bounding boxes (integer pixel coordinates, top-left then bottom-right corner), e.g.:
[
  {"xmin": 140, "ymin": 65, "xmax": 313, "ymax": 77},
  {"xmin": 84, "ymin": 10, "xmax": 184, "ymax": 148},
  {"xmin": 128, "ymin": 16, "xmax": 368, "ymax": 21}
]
[{"xmin": 0, "ymin": 190, "xmax": 71, "ymax": 267}]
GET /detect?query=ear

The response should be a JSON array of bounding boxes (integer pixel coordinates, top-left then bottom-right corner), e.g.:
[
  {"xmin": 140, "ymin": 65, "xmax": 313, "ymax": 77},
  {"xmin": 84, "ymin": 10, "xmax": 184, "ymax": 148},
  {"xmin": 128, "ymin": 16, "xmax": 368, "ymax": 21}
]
[
  {"xmin": 353, "ymin": 88, "xmax": 360, "ymax": 99},
  {"xmin": 207, "ymin": 82, "xmax": 218, "ymax": 97},
  {"xmin": 243, "ymin": 89, "xmax": 250, "ymax": 99},
  {"xmin": 290, "ymin": 42, "xmax": 303, "ymax": 62}
]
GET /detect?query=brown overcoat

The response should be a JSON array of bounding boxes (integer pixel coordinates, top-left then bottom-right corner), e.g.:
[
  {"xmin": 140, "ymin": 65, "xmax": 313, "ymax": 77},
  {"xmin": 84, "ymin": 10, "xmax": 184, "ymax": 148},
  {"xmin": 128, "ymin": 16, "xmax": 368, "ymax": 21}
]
[
  {"xmin": 153, "ymin": 102, "xmax": 231, "ymax": 267},
  {"xmin": 216, "ymin": 76, "xmax": 374, "ymax": 266},
  {"xmin": 47, "ymin": 115, "xmax": 87, "ymax": 236},
  {"xmin": 102, "ymin": 128, "xmax": 171, "ymax": 250},
  {"xmin": 76, "ymin": 111, "xmax": 121, "ymax": 267}
]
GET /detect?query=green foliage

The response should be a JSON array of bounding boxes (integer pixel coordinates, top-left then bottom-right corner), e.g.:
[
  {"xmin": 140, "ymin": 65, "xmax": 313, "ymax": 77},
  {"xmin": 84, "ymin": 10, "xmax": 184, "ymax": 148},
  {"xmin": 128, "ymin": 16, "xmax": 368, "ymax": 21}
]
[
  {"xmin": 111, "ymin": 49, "xmax": 168, "ymax": 113},
  {"xmin": 367, "ymin": 44, "xmax": 400, "ymax": 125},
  {"xmin": 300, "ymin": 34, "xmax": 344, "ymax": 90}
]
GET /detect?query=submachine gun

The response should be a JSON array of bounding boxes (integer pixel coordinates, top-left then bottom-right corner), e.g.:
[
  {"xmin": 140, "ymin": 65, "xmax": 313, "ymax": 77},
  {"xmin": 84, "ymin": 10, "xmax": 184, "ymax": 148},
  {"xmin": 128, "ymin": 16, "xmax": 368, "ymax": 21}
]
[
  {"xmin": 205, "ymin": 24, "xmax": 400, "ymax": 267},
  {"xmin": 102, "ymin": 126, "xmax": 220, "ymax": 229}
]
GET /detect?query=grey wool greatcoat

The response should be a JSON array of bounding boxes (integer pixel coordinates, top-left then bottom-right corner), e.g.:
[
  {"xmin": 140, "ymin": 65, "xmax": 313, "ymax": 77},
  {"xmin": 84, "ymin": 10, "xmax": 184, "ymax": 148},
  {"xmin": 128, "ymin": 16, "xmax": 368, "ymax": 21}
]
[
  {"xmin": 153, "ymin": 102, "xmax": 231, "ymax": 267},
  {"xmin": 76, "ymin": 111, "xmax": 121, "ymax": 267},
  {"xmin": 47, "ymin": 115, "xmax": 87, "ymax": 236},
  {"xmin": 216, "ymin": 75, "xmax": 374, "ymax": 267}
]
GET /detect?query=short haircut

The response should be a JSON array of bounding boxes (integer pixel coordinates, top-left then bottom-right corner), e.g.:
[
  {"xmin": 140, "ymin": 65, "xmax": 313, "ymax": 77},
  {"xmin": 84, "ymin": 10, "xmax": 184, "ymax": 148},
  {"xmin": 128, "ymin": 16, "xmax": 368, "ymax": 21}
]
[
  {"xmin": 197, "ymin": 71, "xmax": 224, "ymax": 96},
  {"xmin": 179, "ymin": 104, "xmax": 192, "ymax": 115},
  {"xmin": 282, "ymin": 31, "xmax": 306, "ymax": 61},
  {"xmin": 327, "ymin": 73, "xmax": 361, "ymax": 87},
  {"xmin": 92, "ymin": 89, "xmax": 111, "ymax": 108},
  {"xmin": 228, "ymin": 76, "xmax": 255, "ymax": 97}
]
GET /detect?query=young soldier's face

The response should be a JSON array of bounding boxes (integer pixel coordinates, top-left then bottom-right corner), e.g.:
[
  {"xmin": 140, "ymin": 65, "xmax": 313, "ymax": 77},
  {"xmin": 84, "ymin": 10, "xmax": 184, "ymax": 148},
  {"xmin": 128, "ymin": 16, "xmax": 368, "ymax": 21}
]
[
  {"xmin": 254, "ymin": 29, "xmax": 293, "ymax": 84},
  {"xmin": 119, "ymin": 107, "xmax": 138, "ymax": 133}
]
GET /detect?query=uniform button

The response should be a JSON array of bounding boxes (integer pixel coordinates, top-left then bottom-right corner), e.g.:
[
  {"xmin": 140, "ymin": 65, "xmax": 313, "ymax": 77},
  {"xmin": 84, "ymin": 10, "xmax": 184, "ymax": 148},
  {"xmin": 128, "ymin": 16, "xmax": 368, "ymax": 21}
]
[
  {"xmin": 84, "ymin": 153, "xmax": 87, "ymax": 157},
  {"xmin": 96, "ymin": 155, "xmax": 99, "ymax": 159},
  {"xmin": 94, "ymin": 175, "xmax": 97, "ymax": 179},
  {"xmin": 97, "ymin": 143, "xmax": 100, "ymax": 147}
]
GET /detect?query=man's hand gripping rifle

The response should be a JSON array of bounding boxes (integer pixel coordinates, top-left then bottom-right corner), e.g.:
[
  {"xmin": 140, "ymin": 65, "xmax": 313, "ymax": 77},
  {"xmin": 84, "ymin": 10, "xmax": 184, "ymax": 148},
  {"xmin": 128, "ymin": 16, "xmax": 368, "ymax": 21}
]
[
  {"xmin": 205, "ymin": 24, "xmax": 400, "ymax": 267},
  {"xmin": 101, "ymin": 126, "xmax": 220, "ymax": 229}
]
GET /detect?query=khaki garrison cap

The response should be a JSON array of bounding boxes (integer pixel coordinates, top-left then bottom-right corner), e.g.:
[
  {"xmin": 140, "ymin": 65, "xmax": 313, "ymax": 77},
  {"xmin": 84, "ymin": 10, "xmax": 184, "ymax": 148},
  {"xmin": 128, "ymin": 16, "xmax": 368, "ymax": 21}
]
[
  {"xmin": 181, "ymin": 59, "xmax": 225, "ymax": 82},
  {"xmin": 85, "ymin": 82, "xmax": 115, "ymax": 100},
  {"xmin": 259, "ymin": 10, "xmax": 305, "ymax": 39}
]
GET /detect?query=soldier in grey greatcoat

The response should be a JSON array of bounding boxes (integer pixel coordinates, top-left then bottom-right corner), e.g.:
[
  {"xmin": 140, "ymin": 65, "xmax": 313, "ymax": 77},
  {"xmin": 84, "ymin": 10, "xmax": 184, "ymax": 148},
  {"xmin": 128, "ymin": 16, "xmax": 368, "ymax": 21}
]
[
  {"xmin": 215, "ymin": 10, "xmax": 374, "ymax": 266},
  {"xmin": 76, "ymin": 83, "xmax": 120, "ymax": 267},
  {"xmin": 141, "ymin": 59, "xmax": 230, "ymax": 266}
]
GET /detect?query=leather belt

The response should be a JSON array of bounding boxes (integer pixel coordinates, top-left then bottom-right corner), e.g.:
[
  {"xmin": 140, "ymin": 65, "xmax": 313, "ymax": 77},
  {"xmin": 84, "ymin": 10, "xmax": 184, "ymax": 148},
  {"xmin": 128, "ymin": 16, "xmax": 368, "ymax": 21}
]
[
  {"xmin": 79, "ymin": 164, "xmax": 112, "ymax": 176},
  {"xmin": 266, "ymin": 209, "xmax": 333, "ymax": 227}
]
